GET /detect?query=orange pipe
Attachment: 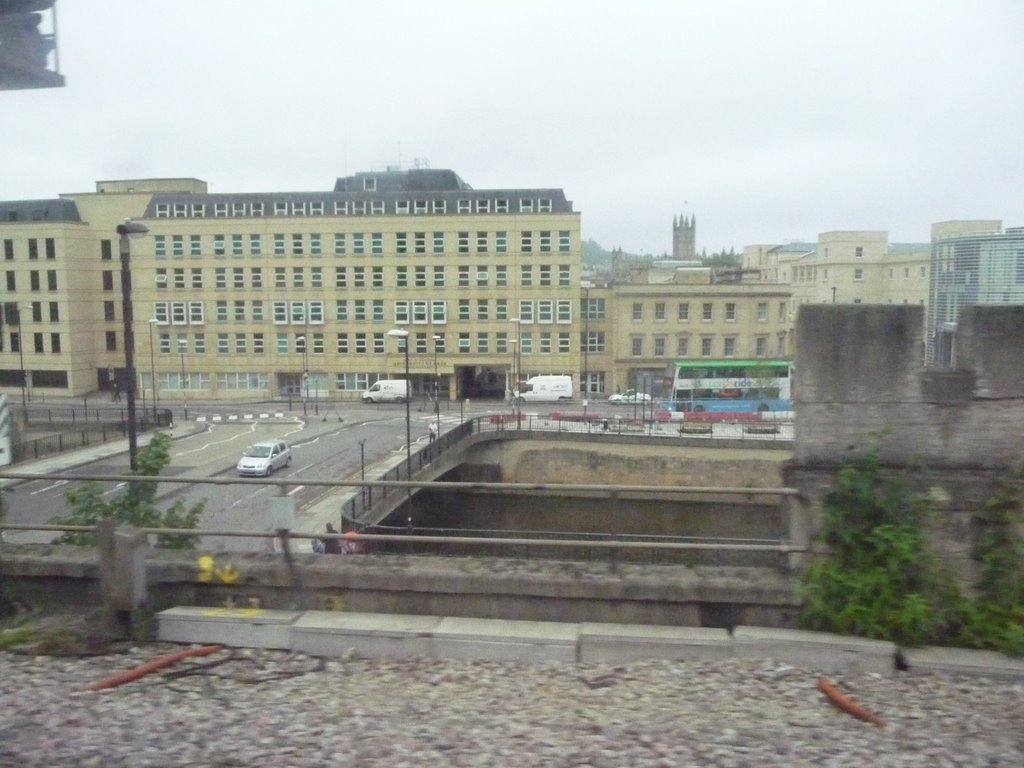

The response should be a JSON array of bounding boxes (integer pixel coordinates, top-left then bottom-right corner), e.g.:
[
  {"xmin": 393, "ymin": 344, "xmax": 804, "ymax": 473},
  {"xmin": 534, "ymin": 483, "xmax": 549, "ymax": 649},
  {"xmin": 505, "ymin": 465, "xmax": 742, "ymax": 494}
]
[
  {"xmin": 84, "ymin": 644, "xmax": 223, "ymax": 692},
  {"xmin": 817, "ymin": 676, "xmax": 885, "ymax": 728}
]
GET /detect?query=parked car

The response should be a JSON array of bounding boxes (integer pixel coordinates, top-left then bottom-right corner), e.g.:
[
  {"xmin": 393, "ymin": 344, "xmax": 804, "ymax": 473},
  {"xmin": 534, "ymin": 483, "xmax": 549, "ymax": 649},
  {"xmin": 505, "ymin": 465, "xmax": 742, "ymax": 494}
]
[
  {"xmin": 237, "ymin": 440, "xmax": 292, "ymax": 476},
  {"xmin": 607, "ymin": 390, "xmax": 652, "ymax": 405}
]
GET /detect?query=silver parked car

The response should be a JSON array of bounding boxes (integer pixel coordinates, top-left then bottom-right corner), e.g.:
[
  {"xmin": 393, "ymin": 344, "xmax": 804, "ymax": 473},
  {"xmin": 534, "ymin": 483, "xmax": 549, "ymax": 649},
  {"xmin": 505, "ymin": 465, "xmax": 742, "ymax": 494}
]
[{"xmin": 237, "ymin": 440, "xmax": 292, "ymax": 476}]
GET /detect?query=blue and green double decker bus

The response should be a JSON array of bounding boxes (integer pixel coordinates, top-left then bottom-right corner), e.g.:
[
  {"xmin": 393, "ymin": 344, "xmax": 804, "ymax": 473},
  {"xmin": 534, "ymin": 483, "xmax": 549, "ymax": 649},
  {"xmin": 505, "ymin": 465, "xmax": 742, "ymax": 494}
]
[{"xmin": 666, "ymin": 358, "xmax": 793, "ymax": 417}]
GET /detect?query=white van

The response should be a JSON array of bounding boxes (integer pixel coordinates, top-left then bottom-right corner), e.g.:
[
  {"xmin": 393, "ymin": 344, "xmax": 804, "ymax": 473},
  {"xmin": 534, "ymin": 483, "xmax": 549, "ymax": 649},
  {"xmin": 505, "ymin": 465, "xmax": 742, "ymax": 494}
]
[
  {"xmin": 361, "ymin": 379, "xmax": 410, "ymax": 403},
  {"xmin": 514, "ymin": 375, "xmax": 574, "ymax": 403}
]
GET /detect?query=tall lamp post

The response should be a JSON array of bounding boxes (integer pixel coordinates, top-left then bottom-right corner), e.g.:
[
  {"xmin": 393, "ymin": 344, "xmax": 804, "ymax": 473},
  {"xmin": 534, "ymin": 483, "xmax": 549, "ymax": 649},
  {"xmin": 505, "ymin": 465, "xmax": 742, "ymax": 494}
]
[
  {"xmin": 177, "ymin": 337, "xmax": 189, "ymax": 422},
  {"xmin": 116, "ymin": 219, "xmax": 148, "ymax": 471},
  {"xmin": 509, "ymin": 317, "xmax": 522, "ymax": 420},
  {"xmin": 432, "ymin": 334, "xmax": 442, "ymax": 428},
  {"xmin": 297, "ymin": 334, "xmax": 308, "ymax": 416},
  {"xmin": 10, "ymin": 304, "xmax": 27, "ymax": 409},
  {"xmin": 387, "ymin": 328, "xmax": 412, "ymax": 492},
  {"xmin": 148, "ymin": 319, "xmax": 159, "ymax": 421},
  {"xmin": 508, "ymin": 339, "xmax": 518, "ymax": 419},
  {"xmin": 581, "ymin": 283, "xmax": 591, "ymax": 417}
]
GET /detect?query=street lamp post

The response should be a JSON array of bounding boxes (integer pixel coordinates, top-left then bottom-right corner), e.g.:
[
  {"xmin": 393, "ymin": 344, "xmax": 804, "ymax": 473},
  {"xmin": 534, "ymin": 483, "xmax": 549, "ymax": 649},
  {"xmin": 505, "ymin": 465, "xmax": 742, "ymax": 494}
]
[
  {"xmin": 508, "ymin": 339, "xmax": 518, "ymax": 420},
  {"xmin": 12, "ymin": 304, "xmax": 27, "ymax": 409},
  {"xmin": 148, "ymin": 319, "xmax": 159, "ymax": 422},
  {"xmin": 387, "ymin": 328, "xmax": 412, "ymax": 506},
  {"xmin": 432, "ymin": 334, "xmax": 442, "ymax": 429},
  {"xmin": 297, "ymin": 334, "xmax": 308, "ymax": 416},
  {"xmin": 509, "ymin": 317, "xmax": 522, "ymax": 420},
  {"xmin": 358, "ymin": 438, "xmax": 367, "ymax": 509},
  {"xmin": 116, "ymin": 219, "xmax": 148, "ymax": 471},
  {"xmin": 581, "ymin": 283, "xmax": 591, "ymax": 417},
  {"xmin": 177, "ymin": 338, "xmax": 188, "ymax": 423}
]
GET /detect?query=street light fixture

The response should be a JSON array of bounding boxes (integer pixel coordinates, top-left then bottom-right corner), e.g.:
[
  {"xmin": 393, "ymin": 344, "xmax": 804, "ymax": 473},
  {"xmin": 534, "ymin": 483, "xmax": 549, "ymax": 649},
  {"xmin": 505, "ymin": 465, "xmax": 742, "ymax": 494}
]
[
  {"xmin": 177, "ymin": 337, "xmax": 188, "ymax": 423},
  {"xmin": 116, "ymin": 219, "xmax": 148, "ymax": 471},
  {"xmin": 386, "ymin": 328, "xmax": 412, "ymax": 503},
  {"xmin": 148, "ymin": 319, "xmax": 159, "ymax": 422}
]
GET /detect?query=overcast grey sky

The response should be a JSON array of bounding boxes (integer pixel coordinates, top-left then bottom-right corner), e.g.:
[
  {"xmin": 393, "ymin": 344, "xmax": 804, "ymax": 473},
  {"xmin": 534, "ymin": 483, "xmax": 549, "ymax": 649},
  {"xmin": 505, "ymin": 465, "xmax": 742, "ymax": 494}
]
[{"xmin": 3, "ymin": 0, "xmax": 1022, "ymax": 254}]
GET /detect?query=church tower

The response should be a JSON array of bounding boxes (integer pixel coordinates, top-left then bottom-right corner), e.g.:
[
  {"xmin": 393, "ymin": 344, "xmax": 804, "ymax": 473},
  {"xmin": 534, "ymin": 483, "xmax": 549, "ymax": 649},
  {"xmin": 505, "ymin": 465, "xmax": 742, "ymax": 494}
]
[{"xmin": 672, "ymin": 213, "xmax": 696, "ymax": 261}]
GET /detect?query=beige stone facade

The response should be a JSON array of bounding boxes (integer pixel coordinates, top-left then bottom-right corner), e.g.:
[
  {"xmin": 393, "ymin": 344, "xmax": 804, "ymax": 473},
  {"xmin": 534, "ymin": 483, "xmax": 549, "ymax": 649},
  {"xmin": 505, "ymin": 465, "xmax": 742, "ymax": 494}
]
[
  {"xmin": 1, "ymin": 171, "xmax": 582, "ymax": 403},
  {"xmin": 743, "ymin": 230, "xmax": 930, "ymax": 322},
  {"xmin": 581, "ymin": 264, "xmax": 791, "ymax": 399}
]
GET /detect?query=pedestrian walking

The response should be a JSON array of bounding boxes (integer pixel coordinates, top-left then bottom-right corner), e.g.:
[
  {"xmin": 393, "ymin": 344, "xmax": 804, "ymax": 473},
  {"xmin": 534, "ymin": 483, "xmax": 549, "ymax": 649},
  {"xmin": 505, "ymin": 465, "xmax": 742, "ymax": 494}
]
[
  {"xmin": 428, "ymin": 421, "xmax": 438, "ymax": 442},
  {"xmin": 322, "ymin": 522, "xmax": 342, "ymax": 554}
]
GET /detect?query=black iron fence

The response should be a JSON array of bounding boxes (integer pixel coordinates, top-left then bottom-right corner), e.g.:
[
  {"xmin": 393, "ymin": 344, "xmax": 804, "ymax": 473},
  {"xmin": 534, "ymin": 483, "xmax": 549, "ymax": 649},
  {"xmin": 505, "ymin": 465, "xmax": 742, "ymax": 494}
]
[{"xmin": 11, "ymin": 409, "xmax": 173, "ymax": 464}]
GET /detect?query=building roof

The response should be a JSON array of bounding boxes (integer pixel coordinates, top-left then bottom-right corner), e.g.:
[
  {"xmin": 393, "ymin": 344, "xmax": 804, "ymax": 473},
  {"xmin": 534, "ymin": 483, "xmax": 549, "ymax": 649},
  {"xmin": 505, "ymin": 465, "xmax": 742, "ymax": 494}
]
[
  {"xmin": 0, "ymin": 199, "xmax": 81, "ymax": 224},
  {"xmin": 138, "ymin": 169, "xmax": 574, "ymax": 218},
  {"xmin": 333, "ymin": 168, "xmax": 471, "ymax": 193}
]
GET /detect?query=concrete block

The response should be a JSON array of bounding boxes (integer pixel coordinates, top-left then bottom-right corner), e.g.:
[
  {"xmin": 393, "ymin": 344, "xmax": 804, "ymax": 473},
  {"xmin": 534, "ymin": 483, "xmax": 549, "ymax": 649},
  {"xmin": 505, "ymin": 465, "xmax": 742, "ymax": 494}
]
[
  {"xmin": 157, "ymin": 606, "xmax": 300, "ymax": 649},
  {"xmin": 732, "ymin": 625, "xmax": 896, "ymax": 675},
  {"xmin": 902, "ymin": 646, "xmax": 1024, "ymax": 681},
  {"xmin": 431, "ymin": 617, "xmax": 578, "ymax": 663},
  {"xmin": 291, "ymin": 611, "xmax": 441, "ymax": 659},
  {"xmin": 579, "ymin": 623, "xmax": 731, "ymax": 663}
]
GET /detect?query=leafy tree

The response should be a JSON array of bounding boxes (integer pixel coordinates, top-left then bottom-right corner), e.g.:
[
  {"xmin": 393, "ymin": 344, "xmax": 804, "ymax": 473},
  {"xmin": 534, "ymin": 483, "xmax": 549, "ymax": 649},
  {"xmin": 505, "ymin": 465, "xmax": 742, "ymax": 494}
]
[
  {"xmin": 702, "ymin": 250, "xmax": 741, "ymax": 268},
  {"xmin": 52, "ymin": 432, "xmax": 203, "ymax": 549}
]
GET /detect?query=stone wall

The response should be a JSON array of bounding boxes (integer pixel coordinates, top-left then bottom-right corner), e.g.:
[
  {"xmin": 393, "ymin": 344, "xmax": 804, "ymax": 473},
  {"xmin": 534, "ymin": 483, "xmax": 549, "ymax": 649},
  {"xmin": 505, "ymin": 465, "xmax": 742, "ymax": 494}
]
[
  {"xmin": 786, "ymin": 304, "xmax": 1024, "ymax": 587},
  {"xmin": 793, "ymin": 304, "xmax": 1024, "ymax": 469}
]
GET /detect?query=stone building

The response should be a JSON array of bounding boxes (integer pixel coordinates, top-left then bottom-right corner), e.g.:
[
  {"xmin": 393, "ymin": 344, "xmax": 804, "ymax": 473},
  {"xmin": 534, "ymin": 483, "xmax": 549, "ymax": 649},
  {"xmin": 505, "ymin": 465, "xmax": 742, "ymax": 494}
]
[{"xmin": 0, "ymin": 170, "xmax": 582, "ymax": 402}]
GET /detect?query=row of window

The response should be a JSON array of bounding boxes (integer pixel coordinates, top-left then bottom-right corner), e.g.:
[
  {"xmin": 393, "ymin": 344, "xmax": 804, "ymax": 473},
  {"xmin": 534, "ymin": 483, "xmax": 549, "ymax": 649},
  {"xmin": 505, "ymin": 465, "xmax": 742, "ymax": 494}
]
[
  {"xmin": 0, "ymin": 301, "xmax": 60, "ymax": 324},
  {"xmin": 20, "ymin": 325, "xmax": 781, "ymax": 361},
  {"xmin": 153, "ymin": 197, "xmax": 557, "ymax": 219},
  {"xmin": 150, "ymin": 264, "xmax": 573, "ymax": 290},
  {"xmin": 152, "ymin": 230, "xmax": 573, "ymax": 258},
  {"xmin": 794, "ymin": 265, "xmax": 928, "ymax": 282},
  {"xmin": 0, "ymin": 331, "xmax": 62, "ymax": 354},
  {"xmin": 150, "ymin": 298, "xmax": 577, "ymax": 326},
  {"xmin": 627, "ymin": 334, "xmax": 788, "ymax": 359},
  {"xmin": 4, "ymin": 269, "xmax": 59, "ymax": 292},
  {"xmin": 156, "ymin": 330, "xmax": 574, "ymax": 357},
  {"xmin": 630, "ymin": 300, "xmax": 789, "ymax": 323},
  {"xmin": 3, "ymin": 238, "xmax": 57, "ymax": 260}
]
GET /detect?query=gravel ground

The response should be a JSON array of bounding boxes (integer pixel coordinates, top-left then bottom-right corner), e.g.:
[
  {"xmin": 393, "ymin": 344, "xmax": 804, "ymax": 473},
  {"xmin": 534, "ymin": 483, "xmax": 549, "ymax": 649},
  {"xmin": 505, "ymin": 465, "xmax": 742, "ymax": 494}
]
[{"xmin": 1, "ymin": 646, "xmax": 1022, "ymax": 767}]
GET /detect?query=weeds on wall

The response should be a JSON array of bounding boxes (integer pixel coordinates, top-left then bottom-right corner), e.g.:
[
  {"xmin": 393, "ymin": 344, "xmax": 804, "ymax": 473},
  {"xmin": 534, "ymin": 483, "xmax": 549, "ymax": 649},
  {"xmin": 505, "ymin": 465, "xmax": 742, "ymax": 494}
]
[
  {"xmin": 952, "ymin": 466, "xmax": 1024, "ymax": 656},
  {"xmin": 798, "ymin": 451, "xmax": 1024, "ymax": 655},
  {"xmin": 798, "ymin": 452, "xmax": 962, "ymax": 647},
  {"xmin": 50, "ymin": 432, "xmax": 203, "ymax": 550}
]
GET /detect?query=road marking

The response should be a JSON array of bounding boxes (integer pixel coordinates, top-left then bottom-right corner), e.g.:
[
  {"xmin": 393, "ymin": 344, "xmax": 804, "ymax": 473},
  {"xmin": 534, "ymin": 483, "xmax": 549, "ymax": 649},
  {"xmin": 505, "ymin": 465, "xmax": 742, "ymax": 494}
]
[
  {"xmin": 29, "ymin": 481, "xmax": 68, "ymax": 499},
  {"xmin": 175, "ymin": 423, "xmax": 259, "ymax": 456},
  {"xmin": 287, "ymin": 485, "xmax": 304, "ymax": 496},
  {"xmin": 102, "ymin": 482, "xmax": 127, "ymax": 497}
]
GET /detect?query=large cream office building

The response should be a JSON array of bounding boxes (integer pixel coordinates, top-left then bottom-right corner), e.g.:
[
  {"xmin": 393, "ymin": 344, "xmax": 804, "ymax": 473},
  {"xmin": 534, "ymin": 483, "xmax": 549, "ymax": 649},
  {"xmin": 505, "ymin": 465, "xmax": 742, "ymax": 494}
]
[{"xmin": 0, "ymin": 169, "xmax": 582, "ymax": 403}]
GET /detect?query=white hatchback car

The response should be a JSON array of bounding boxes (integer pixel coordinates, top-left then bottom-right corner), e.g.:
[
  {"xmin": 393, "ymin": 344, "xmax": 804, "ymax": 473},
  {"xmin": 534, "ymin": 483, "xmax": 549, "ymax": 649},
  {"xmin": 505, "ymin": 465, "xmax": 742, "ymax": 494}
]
[
  {"xmin": 237, "ymin": 440, "xmax": 292, "ymax": 476},
  {"xmin": 607, "ymin": 390, "xmax": 653, "ymax": 405}
]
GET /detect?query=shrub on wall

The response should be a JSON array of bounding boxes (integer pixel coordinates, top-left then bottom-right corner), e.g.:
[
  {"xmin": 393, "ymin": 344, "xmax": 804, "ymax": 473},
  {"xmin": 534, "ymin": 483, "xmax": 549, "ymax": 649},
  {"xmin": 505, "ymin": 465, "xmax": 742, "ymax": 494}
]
[
  {"xmin": 799, "ymin": 451, "xmax": 1024, "ymax": 655},
  {"xmin": 797, "ymin": 452, "xmax": 962, "ymax": 647},
  {"xmin": 952, "ymin": 467, "xmax": 1024, "ymax": 656}
]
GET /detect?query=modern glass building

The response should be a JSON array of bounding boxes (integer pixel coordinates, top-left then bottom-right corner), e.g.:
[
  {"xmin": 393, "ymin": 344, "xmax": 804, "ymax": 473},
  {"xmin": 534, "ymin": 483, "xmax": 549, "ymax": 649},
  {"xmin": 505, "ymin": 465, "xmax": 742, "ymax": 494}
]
[{"xmin": 928, "ymin": 220, "xmax": 1024, "ymax": 366}]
